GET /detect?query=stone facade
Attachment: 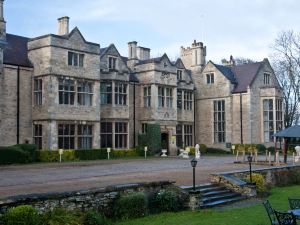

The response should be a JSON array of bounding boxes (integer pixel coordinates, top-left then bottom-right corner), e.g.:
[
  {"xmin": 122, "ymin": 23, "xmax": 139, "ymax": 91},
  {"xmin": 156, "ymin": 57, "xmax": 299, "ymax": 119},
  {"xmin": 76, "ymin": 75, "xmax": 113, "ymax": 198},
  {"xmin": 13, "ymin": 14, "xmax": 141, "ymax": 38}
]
[
  {"xmin": 27, "ymin": 26, "xmax": 101, "ymax": 150},
  {"xmin": 0, "ymin": 0, "xmax": 283, "ymax": 153},
  {"xmin": 190, "ymin": 56, "xmax": 283, "ymax": 149}
]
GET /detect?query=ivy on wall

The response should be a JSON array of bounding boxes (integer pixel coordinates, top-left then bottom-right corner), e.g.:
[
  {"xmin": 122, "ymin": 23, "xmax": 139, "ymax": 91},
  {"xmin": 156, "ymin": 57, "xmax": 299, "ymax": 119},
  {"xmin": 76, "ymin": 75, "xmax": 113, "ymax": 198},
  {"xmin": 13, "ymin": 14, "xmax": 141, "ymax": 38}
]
[{"xmin": 138, "ymin": 123, "xmax": 161, "ymax": 154}]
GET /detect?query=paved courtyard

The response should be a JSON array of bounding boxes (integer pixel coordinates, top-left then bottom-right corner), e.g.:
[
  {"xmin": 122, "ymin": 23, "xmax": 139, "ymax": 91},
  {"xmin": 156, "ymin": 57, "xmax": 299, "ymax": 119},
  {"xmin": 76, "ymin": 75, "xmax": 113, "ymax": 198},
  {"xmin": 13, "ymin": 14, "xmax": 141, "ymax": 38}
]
[{"xmin": 0, "ymin": 156, "xmax": 281, "ymax": 199}]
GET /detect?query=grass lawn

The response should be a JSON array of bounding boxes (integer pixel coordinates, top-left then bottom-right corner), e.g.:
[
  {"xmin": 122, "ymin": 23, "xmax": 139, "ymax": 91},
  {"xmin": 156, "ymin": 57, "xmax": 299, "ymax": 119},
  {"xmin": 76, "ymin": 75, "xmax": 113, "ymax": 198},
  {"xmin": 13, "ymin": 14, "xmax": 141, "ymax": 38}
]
[{"xmin": 116, "ymin": 185, "xmax": 300, "ymax": 225}]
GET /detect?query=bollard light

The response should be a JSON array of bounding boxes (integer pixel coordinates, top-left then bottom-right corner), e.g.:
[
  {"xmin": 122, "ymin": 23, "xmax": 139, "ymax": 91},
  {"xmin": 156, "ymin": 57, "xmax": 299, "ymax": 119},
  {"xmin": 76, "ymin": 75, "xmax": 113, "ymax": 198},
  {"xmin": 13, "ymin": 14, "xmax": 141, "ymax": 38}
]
[
  {"xmin": 144, "ymin": 146, "xmax": 148, "ymax": 159},
  {"xmin": 107, "ymin": 147, "xmax": 111, "ymax": 160},
  {"xmin": 190, "ymin": 158, "xmax": 198, "ymax": 192},
  {"xmin": 58, "ymin": 149, "xmax": 63, "ymax": 163},
  {"xmin": 247, "ymin": 154, "xmax": 253, "ymax": 183}
]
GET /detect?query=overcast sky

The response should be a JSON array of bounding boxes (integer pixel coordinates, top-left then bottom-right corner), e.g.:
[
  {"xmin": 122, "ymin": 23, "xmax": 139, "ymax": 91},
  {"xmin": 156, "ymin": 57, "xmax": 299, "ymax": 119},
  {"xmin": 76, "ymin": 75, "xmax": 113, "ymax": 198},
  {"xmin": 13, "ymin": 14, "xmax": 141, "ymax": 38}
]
[{"xmin": 5, "ymin": 0, "xmax": 300, "ymax": 63}]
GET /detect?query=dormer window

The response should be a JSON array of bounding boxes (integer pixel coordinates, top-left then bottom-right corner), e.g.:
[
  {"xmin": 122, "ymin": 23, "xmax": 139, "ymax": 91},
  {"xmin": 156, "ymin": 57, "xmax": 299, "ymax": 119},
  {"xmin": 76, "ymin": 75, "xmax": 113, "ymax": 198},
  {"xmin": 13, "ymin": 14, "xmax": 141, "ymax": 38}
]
[
  {"xmin": 163, "ymin": 62, "xmax": 168, "ymax": 68},
  {"xmin": 68, "ymin": 51, "xmax": 84, "ymax": 67},
  {"xmin": 177, "ymin": 70, "xmax": 183, "ymax": 80},
  {"xmin": 264, "ymin": 73, "xmax": 270, "ymax": 85},
  {"xmin": 206, "ymin": 73, "xmax": 214, "ymax": 84},
  {"xmin": 108, "ymin": 56, "xmax": 117, "ymax": 70}
]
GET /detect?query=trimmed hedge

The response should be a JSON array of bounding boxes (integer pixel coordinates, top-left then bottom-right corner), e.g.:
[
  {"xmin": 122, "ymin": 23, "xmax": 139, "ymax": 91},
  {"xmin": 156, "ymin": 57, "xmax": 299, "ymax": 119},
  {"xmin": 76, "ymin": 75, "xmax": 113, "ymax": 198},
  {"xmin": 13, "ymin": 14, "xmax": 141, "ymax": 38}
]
[
  {"xmin": 206, "ymin": 148, "xmax": 230, "ymax": 154},
  {"xmin": 15, "ymin": 144, "xmax": 37, "ymax": 162},
  {"xmin": 36, "ymin": 149, "xmax": 140, "ymax": 162},
  {"xmin": 138, "ymin": 124, "xmax": 161, "ymax": 155},
  {"xmin": 0, "ymin": 146, "xmax": 31, "ymax": 165}
]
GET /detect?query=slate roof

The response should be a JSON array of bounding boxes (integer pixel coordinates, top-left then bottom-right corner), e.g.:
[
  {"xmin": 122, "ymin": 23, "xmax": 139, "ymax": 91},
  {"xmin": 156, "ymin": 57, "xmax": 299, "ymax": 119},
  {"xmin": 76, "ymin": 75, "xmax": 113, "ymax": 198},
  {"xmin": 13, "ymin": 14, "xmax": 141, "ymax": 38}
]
[
  {"xmin": 214, "ymin": 63, "xmax": 236, "ymax": 84},
  {"xmin": 100, "ymin": 47, "xmax": 108, "ymax": 56},
  {"xmin": 274, "ymin": 125, "xmax": 300, "ymax": 138},
  {"xmin": 231, "ymin": 62, "xmax": 262, "ymax": 93},
  {"xmin": 4, "ymin": 34, "xmax": 33, "ymax": 67}
]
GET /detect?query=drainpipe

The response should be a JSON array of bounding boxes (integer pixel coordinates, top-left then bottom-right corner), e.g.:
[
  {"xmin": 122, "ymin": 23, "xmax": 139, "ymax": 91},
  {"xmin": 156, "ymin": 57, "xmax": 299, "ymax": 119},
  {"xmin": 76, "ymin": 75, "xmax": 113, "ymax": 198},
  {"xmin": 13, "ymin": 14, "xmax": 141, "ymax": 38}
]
[
  {"xmin": 240, "ymin": 93, "xmax": 243, "ymax": 144},
  {"xmin": 193, "ymin": 88, "xmax": 196, "ymax": 145},
  {"xmin": 17, "ymin": 66, "xmax": 20, "ymax": 144},
  {"xmin": 133, "ymin": 82, "xmax": 136, "ymax": 147}
]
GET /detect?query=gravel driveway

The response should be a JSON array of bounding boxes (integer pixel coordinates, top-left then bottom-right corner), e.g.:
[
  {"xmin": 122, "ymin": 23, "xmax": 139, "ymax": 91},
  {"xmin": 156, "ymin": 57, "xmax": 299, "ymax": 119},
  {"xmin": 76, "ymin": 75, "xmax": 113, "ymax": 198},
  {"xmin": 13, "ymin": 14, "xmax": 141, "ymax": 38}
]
[{"xmin": 0, "ymin": 156, "xmax": 276, "ymax": 199}]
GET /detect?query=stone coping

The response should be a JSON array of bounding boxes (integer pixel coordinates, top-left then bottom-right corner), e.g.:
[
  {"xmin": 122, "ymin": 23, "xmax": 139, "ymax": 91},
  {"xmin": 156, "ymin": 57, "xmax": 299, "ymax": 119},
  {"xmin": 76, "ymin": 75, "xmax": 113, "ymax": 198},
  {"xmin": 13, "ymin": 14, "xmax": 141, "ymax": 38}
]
[
  {"xmin": 211, "ymin": 165, "xmax": 300, "ymax": 176},
  {"xmin": 0, "ymin": 180, "xmax": 175, "ymax": 205}
]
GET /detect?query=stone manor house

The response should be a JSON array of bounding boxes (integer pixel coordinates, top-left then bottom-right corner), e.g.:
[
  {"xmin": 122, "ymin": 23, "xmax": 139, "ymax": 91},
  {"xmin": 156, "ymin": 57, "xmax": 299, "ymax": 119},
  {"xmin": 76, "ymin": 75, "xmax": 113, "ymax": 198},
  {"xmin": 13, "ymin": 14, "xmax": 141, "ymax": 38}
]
[{"xmin": 0, "ymin": 2, "xmax": 284, "ymax": 155}]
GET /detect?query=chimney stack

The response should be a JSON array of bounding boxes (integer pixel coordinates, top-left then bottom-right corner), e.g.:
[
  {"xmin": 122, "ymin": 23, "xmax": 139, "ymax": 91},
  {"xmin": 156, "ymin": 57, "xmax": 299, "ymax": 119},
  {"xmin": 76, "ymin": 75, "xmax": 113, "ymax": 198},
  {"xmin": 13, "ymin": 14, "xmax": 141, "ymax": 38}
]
[
  {"xmin": 128, "ymin": 41, "xmax": 137, "ymax": 59},
  {"xmin": 58, "ymin": 16, "xmax": 69, "ymax": 35}
]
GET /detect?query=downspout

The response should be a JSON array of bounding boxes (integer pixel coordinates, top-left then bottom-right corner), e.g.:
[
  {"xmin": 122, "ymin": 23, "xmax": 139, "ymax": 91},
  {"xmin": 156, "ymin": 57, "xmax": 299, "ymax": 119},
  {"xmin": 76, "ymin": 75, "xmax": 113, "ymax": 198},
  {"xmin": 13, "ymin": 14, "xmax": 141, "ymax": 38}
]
[
  {"xmin": 17, "ymin": 66, "xmax": 20, "ymax": 144},
  {"xmin": 240, "ymin": 93, "xmax": 243, "ymax": 144},
  {"xmin": 133, "ymin": 82, "xmax": 136, "ymax": 147},
  {"xmin": 193, "ymin": 88, "xmax": 196, "ymax": 145},
  {"xmin": 249, "ymin": 88, "xmax": 252, "ymax": 144}
]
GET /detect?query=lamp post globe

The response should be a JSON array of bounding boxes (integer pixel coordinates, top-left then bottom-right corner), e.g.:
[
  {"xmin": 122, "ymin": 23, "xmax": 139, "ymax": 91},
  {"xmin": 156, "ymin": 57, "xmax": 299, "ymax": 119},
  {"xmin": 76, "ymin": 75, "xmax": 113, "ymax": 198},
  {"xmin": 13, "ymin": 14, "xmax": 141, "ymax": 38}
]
[{"xmin": 191, "ymin": 158, "xmax": 198, "ymax": 168}]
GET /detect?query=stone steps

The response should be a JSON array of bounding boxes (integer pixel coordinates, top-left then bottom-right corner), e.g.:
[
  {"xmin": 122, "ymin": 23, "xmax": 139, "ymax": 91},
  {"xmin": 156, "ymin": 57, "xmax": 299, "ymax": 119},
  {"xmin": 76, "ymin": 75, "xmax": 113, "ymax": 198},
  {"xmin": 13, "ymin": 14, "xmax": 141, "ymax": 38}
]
[{"xmin": 181, "ymin": 183, "xmax": 247, "ymax": 209}]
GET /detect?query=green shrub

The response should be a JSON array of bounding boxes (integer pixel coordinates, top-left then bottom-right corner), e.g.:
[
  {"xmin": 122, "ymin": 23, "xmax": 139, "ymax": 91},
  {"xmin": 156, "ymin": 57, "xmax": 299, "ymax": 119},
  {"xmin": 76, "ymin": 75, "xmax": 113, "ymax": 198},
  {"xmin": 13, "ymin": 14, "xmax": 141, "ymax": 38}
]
[
  {"xmin": 37, "ymin": 150, "xmax": 78, "ymax": 162},
  {"xmin": 189, "ymin": 147, "xmax": 195, "ymax": 155},
  {"xmin": 83, "ymin": 211, "xmax": 111, "ymax": 225},
  {"xmin": 149, "ymin": 188, "xmax": 187, "ymax": 214},
  {"xmin": 15, "ymin": 144, "xmax": 37, "ymax": 162},
  {"xmin": 246, "ymin": 172, "xmax": 266, "ymax": 193},
  {"xmin": 0, "ymin": 146, "xmax": 31, "ymax": 164},
  {"xmin": 43, "ymin": 207, "xmax": 82, "ymax": 225},
  {"xmin": 135, "ymin": 146, "xmax": 148, "ymax": 157},
  {"xmin": 112, "ymin": 149, "xmax": 139, "ymax": 158},
  {"xmin": 267, "ymin": 146, "xmax": 275, "ymax": 154},
  {"xmin": 256, "ymin": 144, "xmax": 266, "ymax": 154},
  {"xmin": 114, "ymin": 192, "xmax": 148, "ymax": 220},
  {"xmin": 3, "ymin": 205, "xmax": 40, "ymax": 225},
  {"xmin": 74, "ymin": 149, "xmax": 108, "ymax": 160},
  {"xmin": 206, "ymin": 148, "xmax": 230, "ymax": 154},
  {"xmin": 200, "ymin": 144, "xmax": 207, "ymax": 154},
  {"xmin": 154, "ymin": 189, "xmax": 179, "ymax": 212}
]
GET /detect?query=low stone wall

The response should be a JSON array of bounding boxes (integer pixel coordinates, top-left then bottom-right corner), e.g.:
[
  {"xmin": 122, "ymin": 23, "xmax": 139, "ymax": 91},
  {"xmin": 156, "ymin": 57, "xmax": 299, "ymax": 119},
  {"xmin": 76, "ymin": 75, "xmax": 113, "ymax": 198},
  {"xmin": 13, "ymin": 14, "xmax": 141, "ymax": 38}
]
[
  {"xmin": 210, "ymin": 165, "xmax": 300, "ymax": 197},
  {"xmin": 0, "ymin": 181, "xmax": 175, "ymax": 215}
]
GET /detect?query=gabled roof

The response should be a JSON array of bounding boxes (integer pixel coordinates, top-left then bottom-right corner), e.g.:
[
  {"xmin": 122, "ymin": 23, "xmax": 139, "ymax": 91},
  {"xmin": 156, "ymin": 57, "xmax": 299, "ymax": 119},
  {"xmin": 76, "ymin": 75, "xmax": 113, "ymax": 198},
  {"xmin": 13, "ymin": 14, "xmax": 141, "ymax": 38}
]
[
  {"xmin": 100, "ymin": 44, "xmax": 130, "ymax": 71},
  {"xmin": 231, "ymin": 62, "xmax": 262, "ymax": 93},
  {"xmin": 274, "ymin": 125, "xmax": 300, "ymax": 138},
  {"xmin": 174, "ymin": 58, "xmax": 186, "ymax": 70},
  {"xmin": 100, "ymin": 47, "xmax": 108, "ymax": 56},
  {"xmin": 213, "ymin": 63, "xmax": 236, "ymax": 84},
  {"xmin": 29, "ymin": 27, "xmax": 99, "ymax": 47},
  {"xmin": 4, "ymin": 34, "xmax": 33, "ymax": 67}
]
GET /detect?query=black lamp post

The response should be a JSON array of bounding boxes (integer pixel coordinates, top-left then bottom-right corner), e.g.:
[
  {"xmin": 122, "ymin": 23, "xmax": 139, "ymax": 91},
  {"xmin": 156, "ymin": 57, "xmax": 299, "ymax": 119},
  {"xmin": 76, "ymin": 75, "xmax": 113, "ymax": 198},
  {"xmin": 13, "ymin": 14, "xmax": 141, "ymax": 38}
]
[
  {"xmin": 247, "ymin": 154, "xmax": 253, "ymax": 183},
  {"xmin": 190, "ymin": 158, "xmax": 198, "ymax": 191}
]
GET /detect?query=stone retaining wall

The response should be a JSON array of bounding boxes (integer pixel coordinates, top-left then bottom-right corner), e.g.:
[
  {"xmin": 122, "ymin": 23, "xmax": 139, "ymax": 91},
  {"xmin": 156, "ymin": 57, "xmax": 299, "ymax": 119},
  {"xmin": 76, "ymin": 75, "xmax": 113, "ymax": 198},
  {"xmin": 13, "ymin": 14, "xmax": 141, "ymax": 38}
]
[
  {"xmin": 210, "ymin": 165, "xmax": 300, "ymax": 197},
  {"xmin": 0, "ymin": 181, "xmax": 175, "ymax": 215}
]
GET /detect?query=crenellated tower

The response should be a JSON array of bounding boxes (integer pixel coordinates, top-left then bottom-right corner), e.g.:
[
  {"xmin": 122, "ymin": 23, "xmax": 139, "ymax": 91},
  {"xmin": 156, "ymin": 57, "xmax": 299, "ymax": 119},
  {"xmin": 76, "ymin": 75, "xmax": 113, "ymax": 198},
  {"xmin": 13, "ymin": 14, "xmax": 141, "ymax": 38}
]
[{"xmin": 180, "ymin": 40, "xmax": 206, "ymax": 72}]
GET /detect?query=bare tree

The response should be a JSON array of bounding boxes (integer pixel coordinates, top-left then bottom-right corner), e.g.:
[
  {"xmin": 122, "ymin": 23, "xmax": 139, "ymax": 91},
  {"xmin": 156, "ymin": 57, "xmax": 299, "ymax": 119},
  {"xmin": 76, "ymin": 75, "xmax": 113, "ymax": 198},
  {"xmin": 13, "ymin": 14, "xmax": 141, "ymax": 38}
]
[
  {"xmin": 271, "ymin": 30, "xmax": 300, "ymax": 127},
  {"xmin": 234, "ymin": 57, "xmax": 256, "ymax": 65}
]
